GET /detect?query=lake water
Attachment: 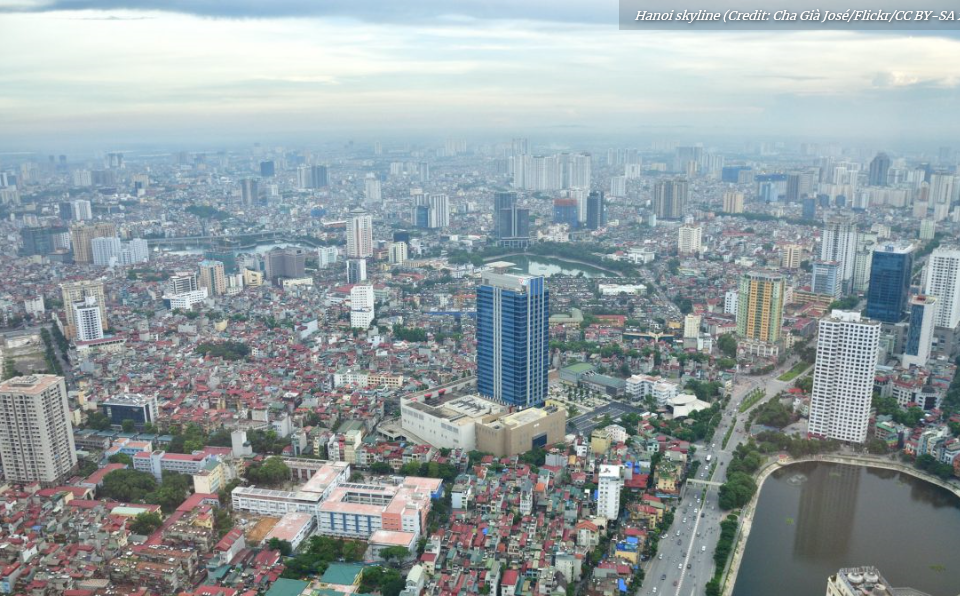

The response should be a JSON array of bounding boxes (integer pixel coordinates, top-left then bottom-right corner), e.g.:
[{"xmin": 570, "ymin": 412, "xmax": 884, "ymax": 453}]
[
  {"xmin": 497, "ymin": 255, "xmax": 611, "ymax": 278},
  {"xmin": 732, "ymin": 461, "xmax": 960, "ymax": 596}
]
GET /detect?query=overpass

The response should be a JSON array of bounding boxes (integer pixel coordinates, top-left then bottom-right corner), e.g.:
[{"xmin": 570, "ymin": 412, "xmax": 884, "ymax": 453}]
[{"xmin": 685, "ymin": 478, "xmax": 723, "ymax": 488}]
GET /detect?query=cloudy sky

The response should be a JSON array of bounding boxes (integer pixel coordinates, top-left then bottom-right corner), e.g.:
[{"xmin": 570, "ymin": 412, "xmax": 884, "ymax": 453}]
[{"xmin": 1, "ymin": 0, "xmax": 959, "ymax": 149}]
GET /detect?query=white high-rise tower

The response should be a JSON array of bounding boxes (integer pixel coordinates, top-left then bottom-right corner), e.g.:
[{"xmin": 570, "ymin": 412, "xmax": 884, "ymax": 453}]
[
  {"xmin": 597, "ymin": 464, "xmax": 623, "ymax": 521},
  {"xmin": 820, "ymin": 212, "xmax": 859, "ymax": 287},
  {"xmin": 808, "ymin": 311, "xmax": 880, "ymax": 444},
  {"xmin": 0, "ymin": 375, "xmax": 78, "ymax": 486},
  {"xmin": 923, "ymin": 247, "xmax": 960, "ymax": 330},
  {"xmin": 346, "ymin": 208, "xmax": 373, "ymax": 258}
]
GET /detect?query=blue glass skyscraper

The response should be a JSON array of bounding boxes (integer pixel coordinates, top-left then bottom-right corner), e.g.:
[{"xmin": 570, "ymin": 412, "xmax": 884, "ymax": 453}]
[
  {"xmin": 477, "ymin": 272, "xmax": 549, "ymax": 408},
  {"xmin": 865, "ymin": 244, "xmax": 914, "ymax": 323}
]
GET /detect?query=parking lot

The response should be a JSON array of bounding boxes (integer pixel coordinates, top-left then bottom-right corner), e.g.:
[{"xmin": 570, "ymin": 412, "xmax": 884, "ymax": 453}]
[{"xmin": 568, "ymin": 400, "xmax": 646, "ymax": 435}]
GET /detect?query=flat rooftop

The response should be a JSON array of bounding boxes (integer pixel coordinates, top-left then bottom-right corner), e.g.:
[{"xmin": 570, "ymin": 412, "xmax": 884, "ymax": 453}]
[
  {"xmin": 404, "ymin": 393, "xmax": 504, "ymax": 424},
  {"xmin": 0, "ymin": 374, "xmax": 63, "ymax": 395},
  {"xmin": 263, "ymin": 512, "xmax": 314, "ymax": 542}
]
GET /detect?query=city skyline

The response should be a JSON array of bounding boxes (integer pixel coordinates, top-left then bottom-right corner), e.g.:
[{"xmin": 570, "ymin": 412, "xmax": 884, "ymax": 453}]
[{"xmin": 3, "ymin": 2, "xmax": 960, "ymax": 147}]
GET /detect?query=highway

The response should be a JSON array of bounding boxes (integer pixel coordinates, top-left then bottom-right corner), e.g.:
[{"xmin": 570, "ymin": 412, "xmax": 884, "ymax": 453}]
[{"xmin": 639, "ymin": 361, "xmax": 800, "ymax": 595}]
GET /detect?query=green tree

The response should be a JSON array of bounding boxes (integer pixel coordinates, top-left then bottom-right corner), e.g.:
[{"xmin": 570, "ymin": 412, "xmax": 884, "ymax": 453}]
[
  {"xmin": 718, "ymin": 472, "xmax": 757, "ymax": 510},
  {"xmin": 369, "ymin": 462, "xmax": 394, "ymax": 474},
  {"xmin": 101, "ymin": 469, "xmax": 158, "ymax": 502},
  {"xmin": 379, "ymin": 546, "xmax": 410, "ymax": 567},
  {"xmin": 246, "ymin": 456, "xmax": 290, "ymax": 487},
  {"xmin": 121, "ymin": 419, "xmax": 136, "ymax": 433},
  {"xmin": 2, "ymin": 358, "xmax": 18, "ymax": 380},
  {"xmin": 84, "ymin": 411, "xmax": 113, "ymax": 431},
  {"xmin": 129, "ymin": 511, "xmax": 163, "ymax": 535},
  {"xmin": 108, "ymin": 453, "xmax": 133, "ymax": 466},
  {"xmin": 717, "ymin": 334, "xmax": 738, "ymax": 359},
  {"xmin": 268, "ymin": 538, "xmax": 293, "ymax": 556}
]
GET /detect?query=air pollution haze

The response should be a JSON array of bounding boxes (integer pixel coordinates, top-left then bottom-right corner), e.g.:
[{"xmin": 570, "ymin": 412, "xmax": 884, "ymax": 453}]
[{"xmin": 1, "ymin": 0, "xmax": 959, "ymax": 148}]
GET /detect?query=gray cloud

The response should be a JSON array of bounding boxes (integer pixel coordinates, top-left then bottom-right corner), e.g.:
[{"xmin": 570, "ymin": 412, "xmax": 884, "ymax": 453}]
[{"xmin": 1, "ymin": 0, "xmax": 615, "ymax": 23}]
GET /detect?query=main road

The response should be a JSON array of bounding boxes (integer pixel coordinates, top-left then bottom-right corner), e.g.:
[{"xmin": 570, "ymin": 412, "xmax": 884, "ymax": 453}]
[{"xmin": 639, "ymin": 360, "xmax": 803, "ymax": 595}]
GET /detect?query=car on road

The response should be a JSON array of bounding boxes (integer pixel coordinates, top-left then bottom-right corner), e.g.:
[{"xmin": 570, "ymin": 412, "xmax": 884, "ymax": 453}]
[
  {"xmin": 678, "ymin": 563, "xmax": 683, "ymax": 569},
  {"xmin": 661, "ymin": 574, "xmax": 666, "ymax": 580},
  {"xmin": 652, "ymin": 588, "xmax": 657, "ymax": 594},
  {"xmin": 658, "ymin": 553, "xmax": 663, "ymax": 560},
  {"xmin": 702, "ymin": 546, "xmax": 707, "ymax": 552},
  {"xmin": 682, "ymin": 517, "xmax": 687, "ymax": 523},
  {"xmin": 676, "ymin": 531, "xmax": 681, "ymax": 536},
  {"xmin": 687, "ymin": 564, "xmax": 692, "ymax": 570}
]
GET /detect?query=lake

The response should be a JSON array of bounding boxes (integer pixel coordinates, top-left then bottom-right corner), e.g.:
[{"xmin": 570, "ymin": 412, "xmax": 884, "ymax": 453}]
[
  {"xmin": 495, "ymin": 255, "xmax": 612, "ymax": 278},
  {"xmin": 732, "ymin": 461, "xmax": 960, "ymax": 596}
]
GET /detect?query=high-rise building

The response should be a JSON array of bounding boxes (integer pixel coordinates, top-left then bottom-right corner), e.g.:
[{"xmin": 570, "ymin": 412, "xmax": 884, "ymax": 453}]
[
  {"xmin": 73, "ymin": 297, "xmax": 104, "ymax": 342},
  {"xmin": 310, "ymin": 165, "xmax": 330, "ymax": 188},
  {"xmin": 683, "ymin": 314, "xmax": 701, "ymax": 339},
  {"xmin": 364, "ymin": 174, "xmax": 382, "ymax": 202},
  {"xmin": 61, "ymin": 279, "xmax": 107, "ymax": 339},
  {"xmin": 346, "ymin": 258, "xmax": 367, "ymax": 284},
  {"xmin": 864, "ymin": 243, "xmax": 914, "ymax": 323},
  {"xmin": 868, "ymin": 152, "xmax": 891, "ymax": 187},
  {"xmin": 820, "ymin": 212, "xmax": 858, "ymax": 287},
  {"xmin": 493, "ymin": 191, "xmax": 530, "ymax": 248},
  {"xmin": 240, "ymin": 178, "xmax": 258, "ymax": 206},
  {"xmin": 924, "ymin": 247, "xmax": 960, "ymax": 329},
  {"xmin": 654, "ymin": 178, "xmax": 688, "ymax": 219},
  {"xmin": 597, "ymin": 464, "xmax": 624, "ymax": 521},
  {"xmin": 781, "ymin": 244, "xmax": 802, "ymax": 269},
  {"xmin": 552, "ymin": 199, "xmax": 579, "ymax": 229},
  {"xmin": 100, "ymin": 394, "xmax": 159, "ymax": 429},
  {"xmin": 59, "ymin": 201, "xmax": 73, "ymax": 221},
  {"xmin": 724, "ymin": 290, "xmax": 738, "ymax": 315},
  {"xmin": 919, "ymin": 219, "xmax": 936, "ymax": 241},
  {"xmin": 388, "ymin": 242, "xmax": 408, "ymax": 265},
  {"xmin": 70, "ymin": 222, "xmax": 116, "ymax": 263},
  {"xmin": 929, "ymin": 173, "xmax": 954, "ymax": 221},
  {"xmin": 309, "ymin": 165, "xmax": 329, "ymax": 188},
  {"xmin": 736, "ymin": 272, "xmax": 785, "ymax": 344},
  {"xmin": 413, "ymin": 204, "xmax": 430, "ymax": 229},
  {"xmin": 852, "ymin": 234, "xmax": 878, "ymax": 294},
  {"xmin": 198, "ymin": 260, "xmax": 227, "ymax": 297},
  {"xmin": 565, "ymin": 153, "xmax": 592, "ymax": 190},
  {"xmin": 259, "ymin": 160, "xmax": 275, "ymax": 177},
  {"xmin": 350, "ymin": 284, "xmax": 375, "ymax": 329},
  {"xmin": 120, "ymin": 238, "xmax": 149, "ymax": 265},
  {"xmin": 586, "ymin": 191, "xmax": 606, "ymax": 230},
  {"xmin": 91, "ymin": 236, "xmax": 122, "ymax": 266},
  {"xmin": 346, "ymin": 208, "xmax": 373, "ymax": 258},
  {"xmin": 802, "ymin": 196, "xmax": 817, "ymax": 220},
  {"xmin": 427, "ymin": 194, "xmax": 449, "ymax": 229},
  {"xmin": 677, "ymin": 224, "xmax": 702, "ymax": 256},
  {"xmin": 811, "ymin": 261, "xmax": 841, "ymax": 298},
  {"xmin": 20, "ymin": 226, "xmax": 69, "ymax": 256},
  {"xmin": 264, "ymin": 247, "xmax": 307, "ymax": 280},
  {"xmin": 903, "ymin": 295, "xmax": 938, "ymax": 368},
  {"xmin": 166, "ymin": 272, "xmax": 199, "ymax": 295},
  {"xmin": 296, "ymin": 165, "xmax": 311, "ymax": 189},
  {"xmin": 808, "ymin": 310, "xmax": 880, "ymax": 443},
  {"xmin": 318, "ymin": 246, "xmax": 339, "ymax": 268},
  {"xmin": 71, "ymin": 199, "xmax": 92, "ymax": 221},
  {"xmin": 722, "ymin": 191, "xmax": 744, "ymax": 214},
  {"xmin": 0, "ymin": 375, "xmax": 77, "ymax": 486},
  {"xmin": 477, "ymin": 272, "xmax": 549, "ymax": 408},
  {"xmin": 610, "ymin": 175, "xmax": 627, "ymax": 197}
]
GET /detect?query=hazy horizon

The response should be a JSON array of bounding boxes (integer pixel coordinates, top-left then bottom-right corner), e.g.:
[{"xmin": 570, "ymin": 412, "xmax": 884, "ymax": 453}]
[{"xmin": 2, "ymin": 0, "xmax": 960, "ymax": 150}]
